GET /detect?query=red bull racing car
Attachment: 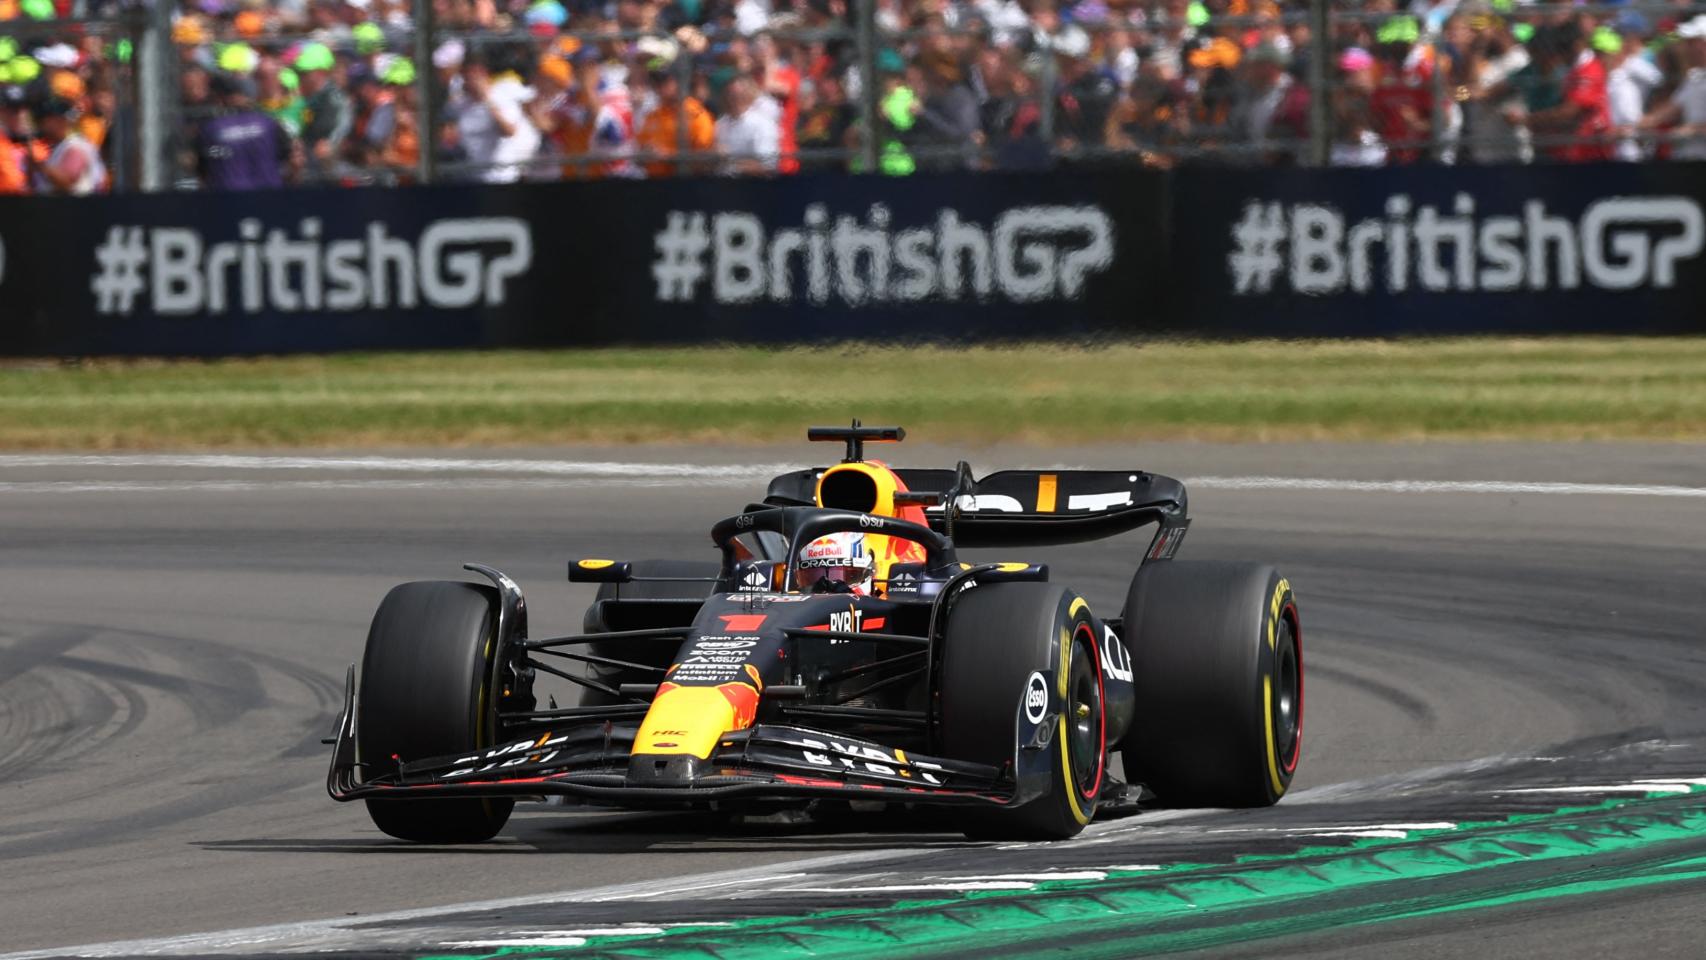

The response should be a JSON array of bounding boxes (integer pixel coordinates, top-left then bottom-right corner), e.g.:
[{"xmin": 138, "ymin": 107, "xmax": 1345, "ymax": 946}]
[{"xmin": 327, "ymin": 424, "xmax": 1303, "ymax": 842}]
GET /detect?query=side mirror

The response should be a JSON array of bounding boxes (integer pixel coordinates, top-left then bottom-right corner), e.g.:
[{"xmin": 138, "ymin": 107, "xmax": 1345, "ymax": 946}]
[{"xmin": 568, "ymin": 559, "xmax": 633, "ymax": 583}]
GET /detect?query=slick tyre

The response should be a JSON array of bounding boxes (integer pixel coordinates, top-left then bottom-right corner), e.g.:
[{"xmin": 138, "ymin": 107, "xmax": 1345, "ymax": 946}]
[
  {"xmin": 1122, "ymin": 561, "xmax": 1302, "ymax": 807},
  {"xmin": 357, "ymin": 580, "xmax": 513, "ymax": 843},
  {"xmin": 940, "ymin": 583, "xmax": 1106, "ymax": 841}
]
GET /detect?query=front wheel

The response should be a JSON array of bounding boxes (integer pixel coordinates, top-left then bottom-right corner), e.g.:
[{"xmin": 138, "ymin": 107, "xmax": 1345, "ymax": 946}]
[
  {"xmin": 357, "ymin": 580, "xmax": 514, "ymax": 843},
  {"xmin": 939, "ymin": 583, "xmax": 1107, "ymax": 841},
  {"xmin": 1121, "ymin": 561, "xmax": 1302, "ymax": 807}
]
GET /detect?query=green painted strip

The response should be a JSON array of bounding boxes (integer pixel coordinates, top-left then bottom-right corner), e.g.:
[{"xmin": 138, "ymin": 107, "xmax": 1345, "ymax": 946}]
[
  {"xmin": 994, "ymin": 852, "xmax": 1706, "ymax": 958},
  {"xmin": 418, "ymin": 789, "xmax": 1706, "ymax": 960}
]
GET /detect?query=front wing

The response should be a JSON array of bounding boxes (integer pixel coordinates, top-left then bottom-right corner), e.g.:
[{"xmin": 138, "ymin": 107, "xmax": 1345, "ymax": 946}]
[{"xmin": 326, "ymin": 673, "xmax": 1013, "ymax": 808}]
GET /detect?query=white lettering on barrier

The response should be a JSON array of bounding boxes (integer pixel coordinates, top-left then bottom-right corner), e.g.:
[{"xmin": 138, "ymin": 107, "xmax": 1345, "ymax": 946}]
[
  {"xmin": 1228, "ymin": 194, "xmax": 1703, "ymax": 296},
  {"xmin": 90, "ymin": 217, "xmax": 532, "ymax": 316},
  {"xmin": 653, "ymin": 204, "xmax": 1116, "ymax": 306}
]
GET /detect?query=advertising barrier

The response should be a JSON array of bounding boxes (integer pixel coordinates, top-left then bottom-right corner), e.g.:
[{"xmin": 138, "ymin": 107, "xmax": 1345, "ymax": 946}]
[
  {"xmin": 1172, "ymin": 164, "xmax": 1706, "ymax": 336},
  {"xmin": 1, "ymin": 163, "xmax": 1703, "ymax": 356},
  {"xmin": 0, "ymin": 172, "xmax": 1168, "ymax": 356}
]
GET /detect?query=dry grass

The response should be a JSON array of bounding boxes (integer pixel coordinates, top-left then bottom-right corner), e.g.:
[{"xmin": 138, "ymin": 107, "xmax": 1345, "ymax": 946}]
[{"xmin": 2, "ymin": 338, "xmax": 1703, "ymax": 448}]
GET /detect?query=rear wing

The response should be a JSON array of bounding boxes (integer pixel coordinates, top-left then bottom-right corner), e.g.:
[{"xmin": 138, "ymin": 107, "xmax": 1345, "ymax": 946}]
[{"xmin": 765, "ymin": 466, "xmax": 1190, "ymax": 554}]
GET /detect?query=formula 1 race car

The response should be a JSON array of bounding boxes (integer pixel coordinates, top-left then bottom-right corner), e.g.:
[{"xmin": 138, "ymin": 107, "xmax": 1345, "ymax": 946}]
[{"xmin": 327, "ymin": 424, "xmax": 1303, "ymax": 842}]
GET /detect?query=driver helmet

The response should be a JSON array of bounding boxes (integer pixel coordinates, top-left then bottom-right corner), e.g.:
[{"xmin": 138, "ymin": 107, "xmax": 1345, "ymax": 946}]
[{"xmin": 795, "ymin": 532, "xmax": 874, "ymax": 595}]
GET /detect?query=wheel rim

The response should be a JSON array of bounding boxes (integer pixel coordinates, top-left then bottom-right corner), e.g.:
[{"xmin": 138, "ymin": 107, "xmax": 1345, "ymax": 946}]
[
  {"xmin": 1272, "ymin": 615, "xmax": 1300, "ymax": 770},
  {"xmin": 1068, "ymin": 625, "xmax": 1105, "ymax": 797}
]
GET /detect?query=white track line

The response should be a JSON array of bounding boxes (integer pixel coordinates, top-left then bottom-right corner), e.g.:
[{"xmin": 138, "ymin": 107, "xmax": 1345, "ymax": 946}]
[
  {"xmin": 0, "ymin": 479, "xmax": 704, "ymax": 494},
  {"xmin": 1305, "ymin": 830, "xmax": 1413, "ymax": 839},
  {"xmin": 0, "ymin": 754, "xmax": 1667, "ymax": 959},
  {"xmin": 0, "ymin": 758, "xmax": 1469, "ymax": 959},
  {"xmin": 0, "ymin": 455, "xmax": 797, "ymax": 478},
  {"xmin": 0, "ymin": 454, "xmax": 1703, "ymax": 498},
  {"xmin": 1187, "ymin": 476, "xmax": 1706, "ymax": 498},
  {"xmin": 788, "ymin": 881, "xmax": 1037, "ymax": 893},
  {"xmin": 1501, "ymin": 784, "xmax": 1697, "ymax": 795},
  {"xmin": 440, "ymin": 939, "xmax": 591, "ymax": 948},
  {"xmin": 953, "ymin": 871, "xmax": 1108, "ymax": 882},
  {"xmin": 0, "ymin": 858, "xmax": 880, "ymax": 959}
]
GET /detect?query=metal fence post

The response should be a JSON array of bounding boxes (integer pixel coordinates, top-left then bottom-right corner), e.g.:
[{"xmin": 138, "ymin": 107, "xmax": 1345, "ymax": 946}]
[
  {"xmin": 676, "ymin": 41, "xmax": 691, "ymax": 170},
  {"xmin": 136, "ymin": 0, "xmax": 172, "ymax": 191},
  {"xmin": 1308, "ymin": 0, "xmax": 1330, "ymax": 167},
  {"xmin": 855, "ymin": 0, "xmax": 879, "ymax": 173},
  {"xmin": 1428, "ymin": 24, "xmax": 1446, "ymax": 161},
  {"xmin": 1039, "ymin": 39, "xmax": 1057, "ymax": 163},
  {"xmin": 413, "ymin": 0, "xmax": 438, "ymax": 183}
]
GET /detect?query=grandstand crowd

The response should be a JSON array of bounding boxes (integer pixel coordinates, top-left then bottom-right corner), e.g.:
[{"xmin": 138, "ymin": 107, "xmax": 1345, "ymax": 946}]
[{"xmin": 0, "ymin": 0, "xmax": 1704, "ymax": 190}]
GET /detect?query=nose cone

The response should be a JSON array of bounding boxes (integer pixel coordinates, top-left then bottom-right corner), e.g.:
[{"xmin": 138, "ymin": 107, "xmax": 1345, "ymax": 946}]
[
  {"xmin": 626, "ymin": 753, "xmax": 713, "ymax": 784},
  {"xmin": 626, "ymin": 681, "xmax": 760, "ymax": 785}
]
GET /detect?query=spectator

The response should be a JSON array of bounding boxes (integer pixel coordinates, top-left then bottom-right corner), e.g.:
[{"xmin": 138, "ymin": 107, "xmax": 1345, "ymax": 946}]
[
  {"xmin": 345, "ymin": 72, "xmax": 391, "ymax": 170},
  {"xmin": 29, "ymin": 0, "xmax": 1706, "ymax": 186},
  {"xmin": 796, "ymin": 72, "xmax": 856, "ymax": 171},
  {"xmin": 1371, "ymin": 35, "xmax": 1431, "ymax": 162},
  {"xmin": 1051, "ymin": 28, "xmax": 1119, "ymax": 156},
  {"xmin": 715, "ymin": 74, "xmax": 780, "ymax": 173},
  {"xmin": 586, "ymin": 59, "xmax": 639, "ymax": 177},
  {"xmin": 1232, "ymin": 42, "xmax": 1308, "ymax": 164},
  {"xmin": 258, "ymin": 58, "xmax": 307, "ymax": 139},
  {"xmin": 377, "ymin": 59, "xmax": 421, "ymax": 174},
  {"xmin": 1459, "ymin": 17, "xmax": 1532, "ymax": 165},
  {"xmin": 1528, "ymin": 20, "xmax": 1610, "ymax": 162},
  {"xmin": 754, "ymin": 32, "xmax": 802, "ymax": 171},
  {"xmin": 636, "ymin": 61, "xmax": 715, "ymax": 177},
  {"xmin": 873, "ymin": 51, "xmax": 920, "ymax": 174},
  {"xmin": 295, "ymin": 42, "xmax": 350, "ymax": 179},
  {"xmin": 914, "ymin": 53, "xmax": 980, "ymax": 168},
  {"xmin": 0, "ymin": 86, "xmax": 28, "ymax": 194},
  {"xmin": 977, "ymin": 48, "xmax": 1047, "ymax": 170},
  {"xmin": 1105, "ymin": 76, "xmax": 1179, "ymax": 168},
  {"xmin": 455, "ymin": 52, "xmax": 542, "ymax": 182},
  {"xmin": 1330, "ymin": 47, "xmax": 1386, "ymax": 167},
  {"xmin": 528, "ymin": 54, "xmax": 598, "ymax": 179},
  {"xmin": 1604, "ymin": 25, "xmax": 1661, "ymax": 162},
  {"xmin": 1641, "ymin": 15, "xmax": 1706, "ymax": 162},
  {"xmin": 28, "ymin": 97, "xmax": 106, "ymax": 195},
  {"xmin": 197, "ymin": 72, "xmax": 296, "ymax": 190}
]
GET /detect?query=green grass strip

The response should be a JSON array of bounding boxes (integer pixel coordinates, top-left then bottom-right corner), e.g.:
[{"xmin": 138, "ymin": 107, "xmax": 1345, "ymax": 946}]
[
  {"xmin": 416, "ymin": 789, "xmax": 1706, "ymax": 960},
  {"xmin": 7, "ymin": 338, "xmax": 1706, "ymax": 448}
]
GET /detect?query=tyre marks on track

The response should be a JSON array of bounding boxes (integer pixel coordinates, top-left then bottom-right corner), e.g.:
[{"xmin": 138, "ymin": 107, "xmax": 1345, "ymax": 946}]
[
  {"xmin": 0, "ymin": 620, "xmax": 345, "ymax": 860},
  {"xmin": 0, "ymin": 627, "xmax": 147, "ymax": 783},
  {"xmin": 1302, "ymin": 661, "xmax": 1435, "ymax": 727}
]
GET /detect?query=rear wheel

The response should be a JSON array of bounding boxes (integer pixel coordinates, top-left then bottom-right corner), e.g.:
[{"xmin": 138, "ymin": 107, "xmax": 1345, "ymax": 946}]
[
  {"xmin": 940, "ymin": 583, "xmax": 1106, "ymax": 840},
  {"xmin": 357, "ymin": 580, "xmax": 514, "ymax": 843},
  {"xmin": 1121, "ymin": 561, "xmax": 1302, "ymax": 807}
]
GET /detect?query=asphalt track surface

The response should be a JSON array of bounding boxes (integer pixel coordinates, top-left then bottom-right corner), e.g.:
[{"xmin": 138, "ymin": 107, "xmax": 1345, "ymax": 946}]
[{"xmin": 2, "ymin": 441, "xmax": 1705, "ymax": 958}]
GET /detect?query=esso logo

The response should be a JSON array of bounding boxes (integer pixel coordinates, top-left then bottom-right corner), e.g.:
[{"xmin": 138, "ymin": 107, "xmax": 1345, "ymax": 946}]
[
  {"xmin": 735, "ymin": 514, "xmax": 755, "ymax": 529},
  {"xmin": 859, "ymin": 514, "xmax": 885, "ymax": 529},
  {"xmin": 1024, "ymin": 672, "xmax": 1049, "ymax": 724}
]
